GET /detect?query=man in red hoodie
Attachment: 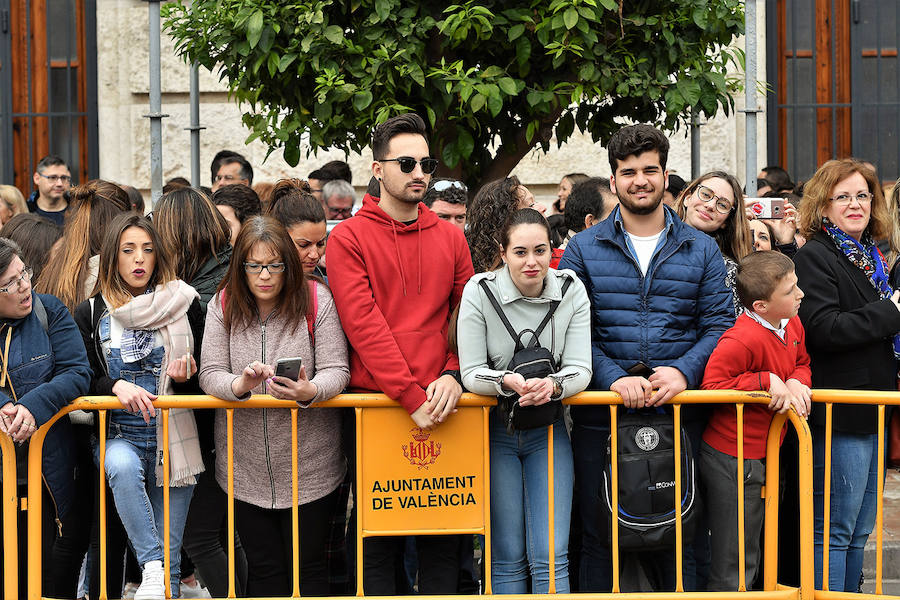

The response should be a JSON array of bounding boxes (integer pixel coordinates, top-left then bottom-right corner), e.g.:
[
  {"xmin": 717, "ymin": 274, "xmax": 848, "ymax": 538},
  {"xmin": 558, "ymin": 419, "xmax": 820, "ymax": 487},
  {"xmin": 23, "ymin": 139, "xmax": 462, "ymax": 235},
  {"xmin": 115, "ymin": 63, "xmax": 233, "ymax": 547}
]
[{"xmin": 328, "ymin": 113, "xmax": 475, "ymax": 595}]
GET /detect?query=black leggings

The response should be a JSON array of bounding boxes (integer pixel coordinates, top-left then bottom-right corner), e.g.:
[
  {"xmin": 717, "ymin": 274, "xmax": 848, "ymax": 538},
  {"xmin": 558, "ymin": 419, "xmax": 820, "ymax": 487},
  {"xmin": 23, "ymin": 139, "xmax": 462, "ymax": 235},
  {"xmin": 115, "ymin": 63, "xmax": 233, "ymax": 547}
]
[{"xmin": 234, "ymin": 486, "xmax": 340, "ymax": 597}]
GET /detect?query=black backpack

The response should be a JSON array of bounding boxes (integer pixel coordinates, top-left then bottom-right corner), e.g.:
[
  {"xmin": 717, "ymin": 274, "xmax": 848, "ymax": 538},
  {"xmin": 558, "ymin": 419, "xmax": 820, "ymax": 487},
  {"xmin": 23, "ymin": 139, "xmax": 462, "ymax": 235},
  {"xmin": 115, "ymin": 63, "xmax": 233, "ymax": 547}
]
[
  {"xmin": 478, "ymin": 277, "xmax": 572, "ymax": 432},
  {"xmin": 601, "ymin": 408, "xmax": 699, "ymax": 551}
]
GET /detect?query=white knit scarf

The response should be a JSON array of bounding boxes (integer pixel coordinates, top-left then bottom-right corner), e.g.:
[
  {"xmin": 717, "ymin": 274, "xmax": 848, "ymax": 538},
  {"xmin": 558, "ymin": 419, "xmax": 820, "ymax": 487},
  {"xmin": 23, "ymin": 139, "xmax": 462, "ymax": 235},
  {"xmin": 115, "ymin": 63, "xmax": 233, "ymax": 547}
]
[{"xmin": 108, "ymin": 279, "xmax": 204, "ymax": 487}]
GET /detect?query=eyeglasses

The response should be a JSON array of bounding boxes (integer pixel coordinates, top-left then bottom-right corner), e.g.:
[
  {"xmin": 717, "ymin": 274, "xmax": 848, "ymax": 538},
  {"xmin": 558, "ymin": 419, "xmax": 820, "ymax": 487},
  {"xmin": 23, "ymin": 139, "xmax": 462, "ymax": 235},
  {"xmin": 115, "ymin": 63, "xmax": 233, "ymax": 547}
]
[
  {"xmin": 696, "ymin": 185, "xmax": 734, "ymax": 214},
  {"xmin": 243, "ymin": 262, "xmax": 285, "ymax": 274},
  {"xmin": 830, "ymin": 192, "xmax": 873, "ymax": 205},
  {"xmin": 432, "ymin": 180, "xmax": 467, "ymax": 193},
  {"xmin": 378, "ymin": 157, "xmax": 439, "ymax": 174},
  {"xmin": 0, "ymin": 266, "xmax": 33, "ymax": 294},
  {"xmin": 214, "ymin": 174, "xmax": 244, "ymax": 183},
  {"xmin": 37, "ymin": 173, "xmax": 71, "ymax": 184},
  {"xmin": 326, "ymin": 205, "xmax": 353, "ymax": 218}
]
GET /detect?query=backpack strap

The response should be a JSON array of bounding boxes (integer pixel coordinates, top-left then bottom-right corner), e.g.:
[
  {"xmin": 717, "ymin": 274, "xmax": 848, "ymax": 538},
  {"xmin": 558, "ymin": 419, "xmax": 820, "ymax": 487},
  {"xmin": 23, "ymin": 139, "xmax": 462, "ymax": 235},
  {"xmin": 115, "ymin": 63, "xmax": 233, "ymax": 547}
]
[
  {"xmin": 479, "ymin": 276, "xmax": 574, "ymax": 349},
  {"xmin": 478, "ymin": 279, "xmax": 524, "ymax": 349},
  {"xmin": 32, "ymin": 294, "xmax": 48, "ymax": 335},
  {"xmin": 530, "ymin": 277, "xmax": 573, "ymax": 341},
  {"xmin": 306, "ymin": 280, "xmax": 318, "ymax": 345}
]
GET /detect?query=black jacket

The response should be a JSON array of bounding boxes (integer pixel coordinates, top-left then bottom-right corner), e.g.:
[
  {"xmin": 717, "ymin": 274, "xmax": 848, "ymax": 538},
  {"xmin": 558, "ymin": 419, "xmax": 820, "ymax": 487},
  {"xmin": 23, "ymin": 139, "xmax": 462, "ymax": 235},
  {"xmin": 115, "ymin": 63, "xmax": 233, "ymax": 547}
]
[{"xmin": 794, "ymin": 232, "xmax": 900, "ymax": 433}]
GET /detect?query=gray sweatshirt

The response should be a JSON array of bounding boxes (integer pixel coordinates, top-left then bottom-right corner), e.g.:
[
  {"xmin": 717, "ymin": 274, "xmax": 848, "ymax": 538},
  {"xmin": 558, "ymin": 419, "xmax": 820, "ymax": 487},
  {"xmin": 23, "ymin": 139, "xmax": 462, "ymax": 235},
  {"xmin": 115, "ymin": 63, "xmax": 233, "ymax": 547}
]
[
  {"xmin": 199, "ymin": 284, "xmax": 350, "ymax": 508},
  {"xmin": 457, "ymin": 266, "xmax": 592, "ymax": 400}
]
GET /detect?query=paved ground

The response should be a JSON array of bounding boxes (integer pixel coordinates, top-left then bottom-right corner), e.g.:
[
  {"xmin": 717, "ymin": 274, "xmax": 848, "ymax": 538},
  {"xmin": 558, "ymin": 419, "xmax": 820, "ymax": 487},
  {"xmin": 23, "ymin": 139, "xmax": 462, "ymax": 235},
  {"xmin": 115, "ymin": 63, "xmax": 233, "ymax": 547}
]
[{"xmin": 861, "ymin": 469, "xmax": 900, "ymax": 593}]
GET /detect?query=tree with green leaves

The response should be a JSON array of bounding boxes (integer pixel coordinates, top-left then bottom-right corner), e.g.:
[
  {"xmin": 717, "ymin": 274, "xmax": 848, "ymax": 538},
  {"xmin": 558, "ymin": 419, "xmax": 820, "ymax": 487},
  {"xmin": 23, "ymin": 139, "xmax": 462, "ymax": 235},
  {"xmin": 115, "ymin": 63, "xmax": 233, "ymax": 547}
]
[{"xmin": 164, "ymin": 0, "xmax": 744, "ymax": 190}]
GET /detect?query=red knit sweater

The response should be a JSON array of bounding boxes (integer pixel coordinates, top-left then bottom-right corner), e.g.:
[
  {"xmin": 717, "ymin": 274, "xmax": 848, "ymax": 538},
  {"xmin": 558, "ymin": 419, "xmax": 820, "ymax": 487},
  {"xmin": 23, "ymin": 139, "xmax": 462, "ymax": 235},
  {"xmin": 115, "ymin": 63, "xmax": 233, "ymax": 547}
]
[{"xmin": 701, "ymin": 313, "xmax": 811, "ymax": 459}]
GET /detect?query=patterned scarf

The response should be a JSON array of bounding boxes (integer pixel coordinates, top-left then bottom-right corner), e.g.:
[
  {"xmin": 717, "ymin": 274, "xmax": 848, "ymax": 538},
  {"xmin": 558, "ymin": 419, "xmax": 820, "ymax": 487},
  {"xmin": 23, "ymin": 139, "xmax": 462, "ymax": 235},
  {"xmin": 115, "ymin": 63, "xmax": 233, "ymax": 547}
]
[
  {"xmin": 822, "ymin": 218, "xmax": 900, "ymax": 359},
  {"xmin": 120, "ymin": 289, "xmax": 155, "ymax": 362}
]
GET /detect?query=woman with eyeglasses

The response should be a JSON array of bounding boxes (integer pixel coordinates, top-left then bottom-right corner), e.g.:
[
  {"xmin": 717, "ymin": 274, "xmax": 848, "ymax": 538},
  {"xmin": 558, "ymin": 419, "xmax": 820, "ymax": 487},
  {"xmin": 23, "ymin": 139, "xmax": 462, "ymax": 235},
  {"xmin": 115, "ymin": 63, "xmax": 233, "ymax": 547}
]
[
  {"xmin": 74, "ymin": 213, "xmax": 205, "ymax": 600},
  {"xmin": 0, "ymin": 237, "xmax": 92, "ymax": 600},
  {"xmin": 266, "ymin": 179, "xmax": 329, "ymax": 281},
  {"xmin": 198, "ymin": 216, "xmax": 349, "ymax": 596},
  {"xmin": 676, "ymin": 171, "xmax": 753, "ymax": 315},
  {"xmin": 467, "ymin": 176, "xmax": 546, "ymax": 273},
  {"xmin": 793, "ymin": 159, "xmax": 900, "ymax": 592}
]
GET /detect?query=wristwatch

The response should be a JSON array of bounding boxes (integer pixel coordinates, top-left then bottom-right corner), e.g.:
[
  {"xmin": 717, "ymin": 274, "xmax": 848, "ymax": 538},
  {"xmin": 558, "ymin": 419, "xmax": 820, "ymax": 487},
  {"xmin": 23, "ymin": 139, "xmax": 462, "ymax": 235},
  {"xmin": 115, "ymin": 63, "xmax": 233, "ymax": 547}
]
[{"xmin": 549, "ymin": 375, "xmax": 563, "ymax": 400}]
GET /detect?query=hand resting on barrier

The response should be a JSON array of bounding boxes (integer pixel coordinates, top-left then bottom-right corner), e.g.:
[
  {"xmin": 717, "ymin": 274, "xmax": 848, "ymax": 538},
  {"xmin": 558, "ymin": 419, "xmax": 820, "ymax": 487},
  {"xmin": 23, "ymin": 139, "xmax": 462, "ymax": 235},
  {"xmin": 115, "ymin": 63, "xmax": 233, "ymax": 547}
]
[{"xmin": 0, "ymin": 401, "xmax": 37, "ymax": 443}]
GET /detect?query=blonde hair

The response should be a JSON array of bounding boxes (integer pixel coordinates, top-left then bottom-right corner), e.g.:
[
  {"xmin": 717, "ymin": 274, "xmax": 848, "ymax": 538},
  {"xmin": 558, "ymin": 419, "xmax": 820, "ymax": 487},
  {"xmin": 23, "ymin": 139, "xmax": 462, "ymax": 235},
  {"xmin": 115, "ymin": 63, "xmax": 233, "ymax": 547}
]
[
  {"xmin": 886, "ymin": 179, "xmax": 900, "ymax": 268},
  {"xmin": 799, "ymin": 159, "xmax": 891, "ymax": 241},
  {"xmin": 35, "ymin": 180, "xmax": 131, "ymax": 311},
  {"xmin": 0, "ymin": 185, "xmax": 27, "ymax": 220}
]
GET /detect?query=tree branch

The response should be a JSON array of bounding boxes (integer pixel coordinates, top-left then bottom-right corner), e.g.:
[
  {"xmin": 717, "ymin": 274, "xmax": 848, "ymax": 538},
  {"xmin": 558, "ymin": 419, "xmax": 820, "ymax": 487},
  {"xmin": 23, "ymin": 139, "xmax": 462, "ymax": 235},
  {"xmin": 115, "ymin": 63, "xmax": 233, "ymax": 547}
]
[{"xmin": 474, "ymin": 106, "xmax": 565, "ymax": 194}]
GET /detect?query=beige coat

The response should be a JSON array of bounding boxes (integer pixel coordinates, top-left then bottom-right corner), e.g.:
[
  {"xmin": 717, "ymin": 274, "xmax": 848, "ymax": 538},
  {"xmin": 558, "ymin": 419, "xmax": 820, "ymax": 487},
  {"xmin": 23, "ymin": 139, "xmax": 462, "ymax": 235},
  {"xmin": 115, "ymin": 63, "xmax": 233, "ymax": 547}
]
[{"xmin": 199, "ymin": 284, "xmax": 350, "ymax": 509}]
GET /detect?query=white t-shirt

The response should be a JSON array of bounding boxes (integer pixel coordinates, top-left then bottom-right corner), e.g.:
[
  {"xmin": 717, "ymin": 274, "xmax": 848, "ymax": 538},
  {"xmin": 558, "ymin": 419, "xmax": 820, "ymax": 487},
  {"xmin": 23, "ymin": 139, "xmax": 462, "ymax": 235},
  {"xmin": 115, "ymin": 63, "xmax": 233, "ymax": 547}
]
[{"xmin": 626, "ymin": 231, "xmax": 663, "ymax": 276}]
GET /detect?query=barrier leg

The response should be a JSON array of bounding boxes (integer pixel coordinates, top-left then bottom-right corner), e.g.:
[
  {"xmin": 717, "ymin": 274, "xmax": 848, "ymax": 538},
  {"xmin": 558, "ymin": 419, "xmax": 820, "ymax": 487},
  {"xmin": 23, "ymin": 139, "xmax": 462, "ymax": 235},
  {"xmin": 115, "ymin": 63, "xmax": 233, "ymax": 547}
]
[
  {"xmin": 227, "ymin": 409, "xmax": 236, "ymax": 599},
  {"xmin": 823, "ymin": 404, "xmax": 833, "ymax": 591},
  {"xmin": 291, "ymin": 408, "xmax": 300, "ymax": 598},
  {"xmin": 875, "ymin": 405, "xmax": 885, "ymax": 595},
  {"xmin": 610, "ymin": 405, "xmax": 620, "ymax": 594},
  {"xmin": 547, "ymin": 424, "xmax": 555, "ymax": 594},
  {"xmin": 737, "ymin": 403, "xmax": 746, "ymax": 592},
  {"xmin": 99, "ymin": 410, "xmax": 108, "ymax": 600},
  {"xmin": 162, "ymin": 409, "xmax": 171, "ymax": 599},
  {"xmin": 483, "ymin": 406, "xmax": 492, "ymax": 595},
  {"xmin": 674, "ymin": 404, "xmax": 684, "ymax": 592},
  {"xmin": 1, "ymin": 434, "xmax": 17, "ymax": 600},
  {"xmin": 355, "ymin": 407, "xmax": 364, "ymax": 597}
]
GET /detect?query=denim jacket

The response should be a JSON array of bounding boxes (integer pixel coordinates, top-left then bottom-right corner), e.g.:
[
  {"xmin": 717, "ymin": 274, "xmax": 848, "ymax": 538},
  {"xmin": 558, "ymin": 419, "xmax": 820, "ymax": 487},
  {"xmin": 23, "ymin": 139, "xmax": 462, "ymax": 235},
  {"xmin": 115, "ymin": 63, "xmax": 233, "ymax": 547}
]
[{"xmin": 0, "ymin": 292, "xmax": 92, "ymax": 520}]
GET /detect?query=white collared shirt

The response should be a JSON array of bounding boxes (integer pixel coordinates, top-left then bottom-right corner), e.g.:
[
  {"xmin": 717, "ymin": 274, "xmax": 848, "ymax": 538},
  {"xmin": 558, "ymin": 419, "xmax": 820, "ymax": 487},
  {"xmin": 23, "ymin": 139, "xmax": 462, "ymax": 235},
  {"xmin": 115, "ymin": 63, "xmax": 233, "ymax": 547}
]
[{"xmin": 746, "ymin": 310, "xmax": 789, "ymax": 341}]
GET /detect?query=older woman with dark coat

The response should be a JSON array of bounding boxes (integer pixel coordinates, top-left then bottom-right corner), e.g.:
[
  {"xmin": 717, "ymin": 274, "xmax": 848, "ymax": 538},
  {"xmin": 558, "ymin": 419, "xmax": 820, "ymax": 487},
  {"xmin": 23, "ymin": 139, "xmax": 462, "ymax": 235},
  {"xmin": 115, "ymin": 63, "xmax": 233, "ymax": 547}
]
[{"xmin": 793, "ymin": 158, "xmax": 900, "ymax": 592}]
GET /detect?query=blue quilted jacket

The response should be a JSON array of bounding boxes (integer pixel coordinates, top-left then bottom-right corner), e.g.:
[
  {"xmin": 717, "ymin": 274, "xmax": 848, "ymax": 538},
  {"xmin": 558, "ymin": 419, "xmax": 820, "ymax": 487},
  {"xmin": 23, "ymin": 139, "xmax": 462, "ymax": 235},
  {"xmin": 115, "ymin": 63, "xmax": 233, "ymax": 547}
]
[{"xmin": 558, "ymin": 205, "xmax": 735, "ymax": 425}]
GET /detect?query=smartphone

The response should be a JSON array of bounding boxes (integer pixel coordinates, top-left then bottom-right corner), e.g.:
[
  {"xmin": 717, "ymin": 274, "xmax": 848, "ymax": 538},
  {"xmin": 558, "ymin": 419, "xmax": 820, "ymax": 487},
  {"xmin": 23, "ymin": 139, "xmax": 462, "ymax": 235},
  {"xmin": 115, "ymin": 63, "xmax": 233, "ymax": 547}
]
[
  {"xmin": 274, "ymin": 357, "xmax": 303, "ymax": 381},
  {"xmin": 748, "ymin": 198, "xmax": 785, "ymax": 219}
]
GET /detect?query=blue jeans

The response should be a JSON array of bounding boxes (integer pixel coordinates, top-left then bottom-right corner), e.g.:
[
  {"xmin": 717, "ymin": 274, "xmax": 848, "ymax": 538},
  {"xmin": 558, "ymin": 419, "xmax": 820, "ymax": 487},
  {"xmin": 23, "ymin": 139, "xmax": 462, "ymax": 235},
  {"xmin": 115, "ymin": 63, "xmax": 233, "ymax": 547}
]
[
  {"xmin": 100, "ymin": 316, "xmax": 195, "ymax": 596},
  {"xmin": 813, "ymin": 428, "xmax": 878, "ymax": 592},
  {"xmin": 104, "ymin": 423, "xmax": 195, "ymax": 597},
  {"xmin": 490, "ymin": 415, "xmax": 573, "ymax": 594}
]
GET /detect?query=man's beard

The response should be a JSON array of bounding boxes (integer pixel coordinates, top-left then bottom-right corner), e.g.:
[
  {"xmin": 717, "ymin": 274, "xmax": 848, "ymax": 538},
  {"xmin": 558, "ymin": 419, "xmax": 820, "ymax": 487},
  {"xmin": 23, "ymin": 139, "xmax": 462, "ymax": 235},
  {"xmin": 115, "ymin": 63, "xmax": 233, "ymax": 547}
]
[{"xmin": 617, "ymin": 189, "xmax": 663, "ymax": 216}]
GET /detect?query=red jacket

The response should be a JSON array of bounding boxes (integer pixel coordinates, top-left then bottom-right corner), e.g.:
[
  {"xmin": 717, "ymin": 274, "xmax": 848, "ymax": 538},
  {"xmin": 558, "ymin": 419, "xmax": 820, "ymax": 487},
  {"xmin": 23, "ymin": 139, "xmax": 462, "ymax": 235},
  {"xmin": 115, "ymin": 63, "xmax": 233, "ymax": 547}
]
[
  {"xmin": 701, "ymin": 313, "xmax": 811, "ymax": 459},
  {"xmin": 327, "ymin": 194, "xmax": 474, "ymax": 414}
]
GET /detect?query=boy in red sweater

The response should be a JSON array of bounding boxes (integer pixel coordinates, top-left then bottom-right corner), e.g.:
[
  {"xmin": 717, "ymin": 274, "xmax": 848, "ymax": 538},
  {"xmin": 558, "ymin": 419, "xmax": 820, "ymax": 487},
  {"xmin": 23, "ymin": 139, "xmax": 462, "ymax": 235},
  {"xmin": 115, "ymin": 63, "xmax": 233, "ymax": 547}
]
[{"xmin": 700, "ymin": 251, "xmax": 811, "ymax": 591}]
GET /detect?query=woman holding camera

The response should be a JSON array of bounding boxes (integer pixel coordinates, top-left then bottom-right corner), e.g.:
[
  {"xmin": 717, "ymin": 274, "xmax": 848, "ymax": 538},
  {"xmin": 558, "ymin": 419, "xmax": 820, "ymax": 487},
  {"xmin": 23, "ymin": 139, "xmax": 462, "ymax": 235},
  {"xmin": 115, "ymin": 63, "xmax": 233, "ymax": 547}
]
[{"xmin": 198, "ymin": 215, "xmax": 349, "ymax": 596}]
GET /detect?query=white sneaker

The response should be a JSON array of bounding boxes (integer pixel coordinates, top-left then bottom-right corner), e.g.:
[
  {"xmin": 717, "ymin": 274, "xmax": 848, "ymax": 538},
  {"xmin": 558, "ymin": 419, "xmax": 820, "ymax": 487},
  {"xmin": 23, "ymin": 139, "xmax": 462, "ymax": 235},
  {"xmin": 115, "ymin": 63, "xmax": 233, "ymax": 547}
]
[{"xmin": 134, "ymin": 561, "xmax": 165, "ymax": 600}]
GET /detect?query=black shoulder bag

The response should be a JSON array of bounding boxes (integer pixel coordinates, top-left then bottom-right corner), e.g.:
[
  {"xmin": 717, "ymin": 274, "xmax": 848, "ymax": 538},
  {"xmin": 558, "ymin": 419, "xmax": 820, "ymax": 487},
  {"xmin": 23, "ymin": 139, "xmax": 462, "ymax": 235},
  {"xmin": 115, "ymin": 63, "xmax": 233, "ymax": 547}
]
[{"xmin": 478, "ymin": 277, "xmax": 573, "ymax": 432}]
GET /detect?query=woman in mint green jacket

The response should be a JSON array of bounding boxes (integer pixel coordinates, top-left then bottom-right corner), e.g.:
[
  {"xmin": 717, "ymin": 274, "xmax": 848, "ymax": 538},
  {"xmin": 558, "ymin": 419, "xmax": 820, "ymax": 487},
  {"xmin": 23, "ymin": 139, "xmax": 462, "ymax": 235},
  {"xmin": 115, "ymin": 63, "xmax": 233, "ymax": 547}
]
[{"xmin": 457, "ymin": 208, "xmax": 591, "ymax": 594}]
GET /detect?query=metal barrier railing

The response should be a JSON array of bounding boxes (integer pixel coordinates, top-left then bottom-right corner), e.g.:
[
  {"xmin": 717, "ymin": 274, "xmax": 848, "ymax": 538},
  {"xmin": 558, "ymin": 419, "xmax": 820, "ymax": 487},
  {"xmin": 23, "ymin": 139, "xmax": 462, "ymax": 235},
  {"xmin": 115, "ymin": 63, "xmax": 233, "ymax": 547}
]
[{"xmin": 3, "ymin": 390, "xmax": 894, "ymax": 600}]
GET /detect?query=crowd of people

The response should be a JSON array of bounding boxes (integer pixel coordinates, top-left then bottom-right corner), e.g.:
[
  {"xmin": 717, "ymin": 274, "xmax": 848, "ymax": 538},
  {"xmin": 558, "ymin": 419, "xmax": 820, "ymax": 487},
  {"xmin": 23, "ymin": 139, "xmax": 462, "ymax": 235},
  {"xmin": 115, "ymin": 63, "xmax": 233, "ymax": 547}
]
[{"xmin": 0, "ymin": 113, "xmax": 897, "ymax": 600}]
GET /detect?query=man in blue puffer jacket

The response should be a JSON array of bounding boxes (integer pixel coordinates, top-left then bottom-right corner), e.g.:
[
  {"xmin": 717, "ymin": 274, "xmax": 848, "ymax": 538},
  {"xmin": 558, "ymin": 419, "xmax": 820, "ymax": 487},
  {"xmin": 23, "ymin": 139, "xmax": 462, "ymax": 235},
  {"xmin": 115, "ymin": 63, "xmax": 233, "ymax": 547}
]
[{"xmin": 559, "ymin": 124, "xmax": 734, "ymax": 593}]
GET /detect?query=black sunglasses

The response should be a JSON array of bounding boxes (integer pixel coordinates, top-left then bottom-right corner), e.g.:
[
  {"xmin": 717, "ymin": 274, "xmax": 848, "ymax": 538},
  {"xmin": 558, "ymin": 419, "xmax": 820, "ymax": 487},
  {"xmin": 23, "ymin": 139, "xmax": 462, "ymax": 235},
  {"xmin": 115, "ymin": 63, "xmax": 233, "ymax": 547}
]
[{"xmin": 379, "ymin": 156, "xmax": 439, "ymax": 175}]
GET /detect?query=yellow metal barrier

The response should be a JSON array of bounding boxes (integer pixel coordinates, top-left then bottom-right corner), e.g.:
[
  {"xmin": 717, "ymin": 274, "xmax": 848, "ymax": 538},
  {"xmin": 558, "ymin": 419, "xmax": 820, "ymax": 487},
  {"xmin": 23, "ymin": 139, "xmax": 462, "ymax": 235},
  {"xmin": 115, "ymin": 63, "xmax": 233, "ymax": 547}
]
[{"xmin": 2, "ymin": 389, "xmax": 892, "ymax": 600}]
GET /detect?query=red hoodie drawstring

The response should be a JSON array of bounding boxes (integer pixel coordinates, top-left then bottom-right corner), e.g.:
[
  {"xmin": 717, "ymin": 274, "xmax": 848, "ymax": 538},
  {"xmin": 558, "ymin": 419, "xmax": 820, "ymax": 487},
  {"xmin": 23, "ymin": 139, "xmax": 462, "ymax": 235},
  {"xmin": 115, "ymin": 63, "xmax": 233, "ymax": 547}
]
[
  {"xmin": 417, "ymin": 220, "xmax": 422, "ymax": 294},
  {"xmin": 390, "ymin": 221, "xmax": 409, "ymax": 296}
]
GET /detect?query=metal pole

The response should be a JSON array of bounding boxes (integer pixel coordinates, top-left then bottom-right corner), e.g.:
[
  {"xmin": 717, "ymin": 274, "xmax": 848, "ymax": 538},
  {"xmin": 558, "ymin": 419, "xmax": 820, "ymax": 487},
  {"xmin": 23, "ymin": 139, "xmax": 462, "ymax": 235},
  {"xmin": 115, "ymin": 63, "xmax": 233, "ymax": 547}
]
[
  {"xmin": 744, "ymin": 0, "xmax": 760, "ymax": 195},
  {"xmin": 144, "ymin": 0, "xmax": 168, "ymax": 206},
  {"xmin": 690, "ymin": 111, "xmax": 701, "ymax": 179},
  {"xmin": 188, "ymin": 64, "xmax": 203, "ymax": 187},
  {"xmin": 186, "ymin": 0, "xmax": 204, "ymax": 188}
]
